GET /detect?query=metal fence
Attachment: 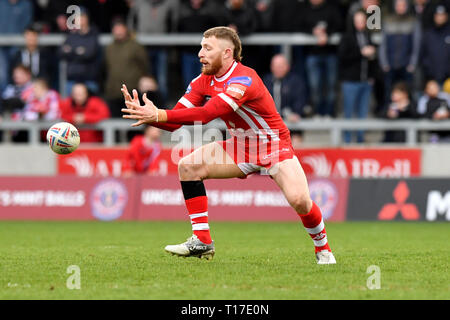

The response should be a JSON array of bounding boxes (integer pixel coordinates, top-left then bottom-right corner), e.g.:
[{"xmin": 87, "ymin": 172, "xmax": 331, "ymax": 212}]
[
  {"xmin": 0, "ymin": 32, "xmax": 364, "ymax": 97},
  {"xmin": 2, "ymin": 33, "xmax": 446, "ymax": 147},
  {"xmin": 1, "ymin": 118, "xmax": 449, "ymax": 147}
]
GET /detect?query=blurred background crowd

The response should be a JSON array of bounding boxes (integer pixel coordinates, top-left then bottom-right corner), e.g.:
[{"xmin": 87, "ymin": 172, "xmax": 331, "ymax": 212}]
[{"xmin": 0, "ymin": 0, "xmax": 449, "ymax": 145}]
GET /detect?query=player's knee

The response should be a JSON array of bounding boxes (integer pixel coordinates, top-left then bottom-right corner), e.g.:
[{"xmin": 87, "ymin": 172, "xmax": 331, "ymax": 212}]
[
  {"xmin": 290, "ymin": 195, "xmax": 313, "ymax": 215},
  {"xmin": 178, "ymin": 157, "xmax": 206, "ymax": 180}
]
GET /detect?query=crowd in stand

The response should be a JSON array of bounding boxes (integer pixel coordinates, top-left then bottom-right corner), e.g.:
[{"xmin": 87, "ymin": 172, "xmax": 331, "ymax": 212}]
[{"xmin": 0, "ymin": 0, "xmax": 449, "ymax": 144}]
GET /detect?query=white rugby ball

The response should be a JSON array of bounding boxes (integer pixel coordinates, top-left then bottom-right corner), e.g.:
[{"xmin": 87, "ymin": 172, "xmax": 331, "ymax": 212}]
[{"xmin": 46, "ymin": 122, "xmax": 80, "ymax": 155}]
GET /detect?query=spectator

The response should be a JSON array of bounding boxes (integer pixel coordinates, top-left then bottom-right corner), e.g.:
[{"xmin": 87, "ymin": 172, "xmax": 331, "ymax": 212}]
[
  {"xmin": 421, "ymin": 4, "xmax": 450, "ymax": 85},
  {"xmin": 417, "ymin": 79, "xmax": 450, "ymax": 142},
  {"xmin": 270, "ymin": 0, "xmax": 305, "ymax": 32},
  {"xmin": 59, "ymin": 83, "xmax": 110, "ymax": 143},
  {"xmin": 1, "ymin": 64, "xmax": 33, "ymax": 142},
  {"xmin": 123, "ymin": 126, "xmax": 163, "ymax": 176},
  {"xmin": 379, "ymin": 0, "xmax": 421, "ymax": 107},
  {"xmin": 338, "ymin": 10, "xmax": 377, "ymax": 143},
  {"xmin": 300, "ymin": 0, "xmax": 343, "ymax": 117},
  {"xmin": 347, "ymin": 0, "xmax": 385, "ymax": 115},
  {"xmin": 224, "ymin": 0, "xmax": 259, "ymax": 35},
  {"xmin": 444, "ymin": 77, "xmax": 450, "ymax": 94},
  {"xmin": 263, "ymin": 54, "xmax": 308, "ymax": 147},
  {"xmin": 137, "ymin": 75, "xmax": 166, "ymax": 109},
  {"xmin": 270, "ymin": 0, "xmax": 308, "ymax": 93},
  {"xmin": 252, "ymin": 0, "xmax": 274, "ymax": 32},
  {"xmin": 346, "ymin": 0, "xmax": 381, "ymax": 31},
  {"xmin": 37, "ymin": 0, "xmax": 72, "ymax": 33},
  {"xmin": 0, "ymin": 0, "xmax": 33, "ymax": 92},
  {"xmin": 382, "ymin": 82, "xmax": 418, "ymax": 142},
  {"xmin": 11, "ymin": 26, "xmax": 53, "ymax": 83},
  {"xmin": 263, "ymin": 54, "xmax": 308, "ymax": 120},
  {"xmin": 177, "ymin": 0, "xmax": 223, "ymax": 88},
  {"xmin": 127, "ymin": 0, "xmax": 180, "ymax": 101},
  {"xmin": 20, "ymin": 78, "xmax": 60, "ymax": 121},
  {"xmin": 82, "ymin": 0, "xmax": 131, "ymax": 33},
  {"xmin": 59, "ymin": 7, "xmax": 101, "ymax": 96},
  {"xmin": 1, "ymin": 64, "xmax": 33, "ymax": 119},
  {"xmin": 413, "ymin": 0, "xmax": 435, "ymax": 30},
  {"xmin": 223, "ymin": 0, "xmax": 266, "ymax": 74},
  {"xmin": 103, "ymin": 18, "xmax": 149, "ymax": 118}
]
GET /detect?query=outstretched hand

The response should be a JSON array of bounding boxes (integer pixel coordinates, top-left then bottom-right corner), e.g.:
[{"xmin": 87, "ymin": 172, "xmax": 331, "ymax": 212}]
[{"xmin": 121, "ymin": 84, "xmax": 158, "ymax": 127}]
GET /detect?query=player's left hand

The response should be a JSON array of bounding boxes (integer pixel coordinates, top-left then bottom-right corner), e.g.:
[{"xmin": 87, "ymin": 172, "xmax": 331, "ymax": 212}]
[{"xmin": 122, "ymin": 92, "xmax": 159, "ymax": 127}]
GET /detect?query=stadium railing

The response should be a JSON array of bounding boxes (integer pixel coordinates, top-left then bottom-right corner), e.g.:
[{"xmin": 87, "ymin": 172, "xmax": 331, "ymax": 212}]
[
  {"xmin": 3, "ymin": 33, "xmax": 445, "ymax": 147},
  {"xmin": 1, "ymin": 118, "xmax": 449, "ymax": 146},
  {"xmin": 0, "ymin": 32, "xmax": 380, "ymax": 97}
]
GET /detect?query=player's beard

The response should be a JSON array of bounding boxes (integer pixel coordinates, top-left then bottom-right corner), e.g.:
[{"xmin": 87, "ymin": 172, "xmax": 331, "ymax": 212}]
[{"xmin": 201, "ymin": 56, "xmax": 223, "ymax": 76}]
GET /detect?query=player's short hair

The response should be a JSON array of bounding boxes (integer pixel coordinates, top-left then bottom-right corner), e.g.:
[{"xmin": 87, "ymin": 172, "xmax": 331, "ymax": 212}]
[{"xmin": 203, "ymin": 26, "xmax": 242, "ymax": 62}]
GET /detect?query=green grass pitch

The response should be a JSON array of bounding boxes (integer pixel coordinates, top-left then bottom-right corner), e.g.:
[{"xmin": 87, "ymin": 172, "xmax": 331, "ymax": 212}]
[{"xmin": 0, "ymin": 221, "xmax": 448, "ymax": 300}]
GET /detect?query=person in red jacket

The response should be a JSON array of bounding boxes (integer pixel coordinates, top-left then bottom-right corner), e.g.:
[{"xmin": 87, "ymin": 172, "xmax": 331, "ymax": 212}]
[
  {"xmin": 59, "ymin": 82, "xmax": 110, "ymax": 143},
  {"xmin": 123, "ymin": 125, "xmax": 162, "ymax": 176}
]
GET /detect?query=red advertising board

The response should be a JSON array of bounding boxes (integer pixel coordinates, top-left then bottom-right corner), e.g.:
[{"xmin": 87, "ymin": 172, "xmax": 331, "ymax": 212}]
[
  {"xmin": 138, "ymin": 175, "xmax": 348, "ymax": 222},
  {"xmin": 0, "ymin": 175, "xmax": 348, "ymax": 221},
  {"xmin": 296, "ymin": 148, "xmax": 421, "ymax": 178},
  {"xmin": 57, "ymin": 148, "xmax": 178, "ymax": 177},
  {"xmin": 58, "ymin": 147, "xmax": 421, "ymax": 178},
  {"xmin": 0, "ymin": 177, "xmax": 137, "ymax": 220}
]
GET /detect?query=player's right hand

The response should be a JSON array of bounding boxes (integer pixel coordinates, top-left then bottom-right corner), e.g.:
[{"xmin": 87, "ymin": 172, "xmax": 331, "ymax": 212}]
[{"xmin": 122, "ymin": 93, "xmax": 159, "ymax": 127}]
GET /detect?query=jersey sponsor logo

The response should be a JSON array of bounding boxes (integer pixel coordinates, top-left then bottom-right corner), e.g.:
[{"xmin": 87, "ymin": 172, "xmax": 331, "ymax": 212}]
[
  {"xmin": 227, "ymin": 76, "xmax": 252, "ymax": 87},
  {"xmin": 226, "ymin": 83, "xmax": 247, "ymax": 100},
  {"xmin": 185, "ymin": 84, "xmax": 192, "ymax": 94}
]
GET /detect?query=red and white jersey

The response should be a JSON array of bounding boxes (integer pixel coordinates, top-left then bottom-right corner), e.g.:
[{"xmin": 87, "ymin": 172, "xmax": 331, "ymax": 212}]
[{"xmin": 178, "ymin": 61, "xmax": 292, "ymax": 147}]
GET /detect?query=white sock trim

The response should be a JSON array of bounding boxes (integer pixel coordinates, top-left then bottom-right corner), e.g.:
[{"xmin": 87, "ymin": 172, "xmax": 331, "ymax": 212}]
[
  {"xmin": 189, "ymin": 211, "xmax": 208, "ymax": 220},
  {"xmin": 192, "ymin": 223, "xmax": 210, "ymax": 231},
  {"xmin": 313, "ymin": 236, "xmax": 328, "ymax": 247},
  {"xmin": 305, "ymin": 219, "xmax": 324, "ymax": 235}
]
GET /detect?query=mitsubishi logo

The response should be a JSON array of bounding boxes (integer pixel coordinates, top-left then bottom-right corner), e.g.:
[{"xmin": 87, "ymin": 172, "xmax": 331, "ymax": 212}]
[{"xmin": 378, "ymin": 181, "xmax": 420, "ymax": 220}]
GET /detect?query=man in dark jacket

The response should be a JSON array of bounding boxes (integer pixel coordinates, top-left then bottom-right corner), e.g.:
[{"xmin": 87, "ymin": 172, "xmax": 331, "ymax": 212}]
[
  {"xmin": 177, "ymin": 0, "xmax": 224, "ymax": 88},
  {"xmin": 59, "ymin": 8, "xmax": 101, "ymax": 96},
  {"xmin": 338, "ymin": 10, "xmax": 377, "ymax": 143},
  {"xmin": 103, "ymin": 18, "xmax": 149, "ymax": 118},
  {"xmin": 11, "ymin": 26, "xmax": 53, "ymax": 84},
  {"xmin": 300, "ymin": 0, "xmax": 343, "ymax": 117},
  {"xmin": 223, "ymin": 0, "xmax": 258, "ymax": 36},
  {"xmin": 379, "ymin": 0, "xmax": 421, "ymax": 107},
  {"xmin": 421, "ymin": 4, "xmax": 450, "ymax": 85},
  {"xmin": 263, "ymin": 54, "xmax": 308, "ymax": 119},
  {"xmin": 263, "ymin": 54, "xmax": 308, "ymax": 146}
]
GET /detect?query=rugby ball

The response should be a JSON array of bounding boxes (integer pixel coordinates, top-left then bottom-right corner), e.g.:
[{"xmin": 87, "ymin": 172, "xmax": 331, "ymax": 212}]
[{"xmin": 46, "ymin": 122, "xmax": 80, "ymax": 155}]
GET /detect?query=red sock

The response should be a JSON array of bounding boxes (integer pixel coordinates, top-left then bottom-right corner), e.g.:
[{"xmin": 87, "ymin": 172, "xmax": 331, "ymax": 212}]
[
  {"xmin": 299, "ymin": 201, "xmax": 331, "ymax": 253},
  {"xmin": 185, "ymin": 195, "xmax": 212, "ymax": 244}
]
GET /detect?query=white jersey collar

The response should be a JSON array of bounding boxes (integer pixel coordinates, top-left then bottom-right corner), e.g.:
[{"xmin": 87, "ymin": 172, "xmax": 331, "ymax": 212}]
[{"xmin": 214, "ymin": 61, "xmax": 238, "ymax": 82}]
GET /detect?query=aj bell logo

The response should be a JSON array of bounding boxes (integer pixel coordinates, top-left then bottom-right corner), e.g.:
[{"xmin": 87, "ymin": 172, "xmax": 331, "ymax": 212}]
[{"xmin": 378, "ymin": 181, "xmax": 420, "ymax": 220}]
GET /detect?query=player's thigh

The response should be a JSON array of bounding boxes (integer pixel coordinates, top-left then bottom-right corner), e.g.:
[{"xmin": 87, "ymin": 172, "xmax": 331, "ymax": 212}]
[
  {"xmin": 268, "ymin": 156, "xmax": 312, "ymax": 213},
  {"xmin": 178, "ymin": 142, "xmax": 246, "ymax": 180}
]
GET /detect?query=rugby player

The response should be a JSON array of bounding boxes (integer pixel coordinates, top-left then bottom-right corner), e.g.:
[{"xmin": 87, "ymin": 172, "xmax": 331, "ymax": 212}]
[{"xmin": 121, "ymin": 27, "xmax": 336, "ymax": 264}]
